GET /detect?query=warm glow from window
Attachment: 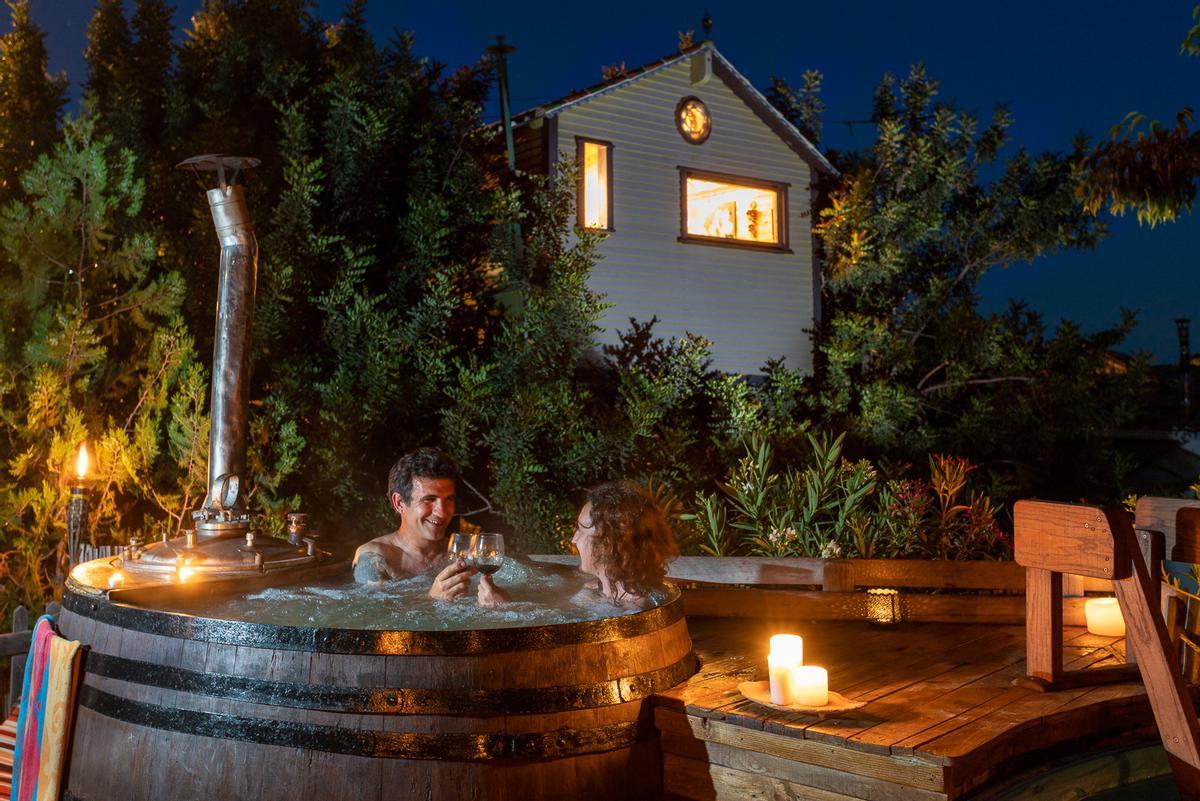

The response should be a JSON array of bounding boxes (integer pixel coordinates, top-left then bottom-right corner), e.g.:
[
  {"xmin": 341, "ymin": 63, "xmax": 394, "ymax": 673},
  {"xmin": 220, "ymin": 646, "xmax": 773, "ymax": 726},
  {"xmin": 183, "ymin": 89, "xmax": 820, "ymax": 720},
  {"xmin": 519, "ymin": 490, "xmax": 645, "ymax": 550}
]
[
  {"xmin": 581, "ymin": 141, "xmax": 609, "ymax": 229},
  {"xmin": 686, "ymin": 177, "xmax": 778, "ymax": 244}
]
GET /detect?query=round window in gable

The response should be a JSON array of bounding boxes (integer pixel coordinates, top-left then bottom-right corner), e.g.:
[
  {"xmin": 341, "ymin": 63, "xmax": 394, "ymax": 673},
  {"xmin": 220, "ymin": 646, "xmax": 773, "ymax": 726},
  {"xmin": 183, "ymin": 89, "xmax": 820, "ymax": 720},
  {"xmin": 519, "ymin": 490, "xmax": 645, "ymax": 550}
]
[{"xmin": 676, "ymin": 97, "xmax": 711, "ymax": 144}]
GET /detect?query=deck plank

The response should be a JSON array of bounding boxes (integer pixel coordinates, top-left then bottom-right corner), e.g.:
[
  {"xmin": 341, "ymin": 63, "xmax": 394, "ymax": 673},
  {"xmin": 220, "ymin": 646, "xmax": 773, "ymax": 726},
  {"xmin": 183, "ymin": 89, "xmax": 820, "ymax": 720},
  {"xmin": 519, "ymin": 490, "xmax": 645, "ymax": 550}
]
[{"xmin": 661, "ymin": 616, "xmax": 1161, "ymax": 800}]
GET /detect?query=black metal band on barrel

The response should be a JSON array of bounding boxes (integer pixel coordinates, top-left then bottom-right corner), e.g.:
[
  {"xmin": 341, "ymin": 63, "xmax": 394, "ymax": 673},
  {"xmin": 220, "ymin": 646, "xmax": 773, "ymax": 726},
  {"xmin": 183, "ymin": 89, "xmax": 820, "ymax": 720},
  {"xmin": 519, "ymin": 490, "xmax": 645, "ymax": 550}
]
[
  {"xmin": 78, "ymin": 684, "xmax": 646, "ymax": 760},
  {"xmin": 84, "ymin": 650, "xmax": 696, "ymax": 715},
  {"xmin": 62, "ymin": 585, "xmax": 683, "ymax": 655}
]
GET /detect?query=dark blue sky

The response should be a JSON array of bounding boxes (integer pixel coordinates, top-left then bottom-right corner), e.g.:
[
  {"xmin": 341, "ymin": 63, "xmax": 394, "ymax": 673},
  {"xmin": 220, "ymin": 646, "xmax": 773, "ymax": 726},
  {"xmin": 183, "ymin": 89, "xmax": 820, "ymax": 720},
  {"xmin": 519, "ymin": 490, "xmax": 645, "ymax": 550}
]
[{"xmin": 25, "ymin": 0, "xmax": 1200, "ymax": 361}]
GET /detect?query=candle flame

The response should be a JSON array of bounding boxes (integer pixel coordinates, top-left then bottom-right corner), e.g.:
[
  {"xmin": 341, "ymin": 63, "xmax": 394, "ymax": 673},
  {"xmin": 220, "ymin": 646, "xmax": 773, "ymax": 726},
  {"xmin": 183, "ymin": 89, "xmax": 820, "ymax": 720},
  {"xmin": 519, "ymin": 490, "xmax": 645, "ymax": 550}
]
[
  {"xmin": 108, "ymin": 571, "xmax": 124, "ymax": 588},
  {"xmin": 75, "ymin": 442, "xmax": 89, "ymax": 479},
  {"xmin": 178, "ymin": 565, "xmax": 195, "ymax": 582}
]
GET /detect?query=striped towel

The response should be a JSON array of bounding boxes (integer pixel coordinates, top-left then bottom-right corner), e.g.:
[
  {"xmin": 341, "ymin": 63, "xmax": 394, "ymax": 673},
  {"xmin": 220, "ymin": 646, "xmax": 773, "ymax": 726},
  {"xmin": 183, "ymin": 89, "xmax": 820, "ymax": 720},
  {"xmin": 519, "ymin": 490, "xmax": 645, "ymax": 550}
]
[
  {"xmin": 1, "ymin": 705, "xmax": 19, "ymax": 800},
  {"xmin": 10, "ymin": 616, "xmax": 83, "ymax": 801}
]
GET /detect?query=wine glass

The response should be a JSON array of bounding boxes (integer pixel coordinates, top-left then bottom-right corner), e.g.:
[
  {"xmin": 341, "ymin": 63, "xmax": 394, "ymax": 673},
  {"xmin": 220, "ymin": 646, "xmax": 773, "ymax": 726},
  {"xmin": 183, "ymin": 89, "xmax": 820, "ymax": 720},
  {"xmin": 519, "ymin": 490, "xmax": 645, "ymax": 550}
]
[
  {"xmin": 469, "ymin": 533, "xmax": 505, "ymax": 577},
  {"xmin": 447, "ymin": 532, "xmax": 474, "ymax": 564}
]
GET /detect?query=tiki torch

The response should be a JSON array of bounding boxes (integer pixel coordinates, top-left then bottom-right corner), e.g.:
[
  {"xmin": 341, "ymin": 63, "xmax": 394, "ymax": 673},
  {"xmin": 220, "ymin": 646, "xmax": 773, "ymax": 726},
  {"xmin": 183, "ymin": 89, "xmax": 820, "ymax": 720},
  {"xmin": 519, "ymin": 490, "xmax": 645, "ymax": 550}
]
[{"xmin": 67, "ymin": 442, "xmax": 89, "ymax": 568}]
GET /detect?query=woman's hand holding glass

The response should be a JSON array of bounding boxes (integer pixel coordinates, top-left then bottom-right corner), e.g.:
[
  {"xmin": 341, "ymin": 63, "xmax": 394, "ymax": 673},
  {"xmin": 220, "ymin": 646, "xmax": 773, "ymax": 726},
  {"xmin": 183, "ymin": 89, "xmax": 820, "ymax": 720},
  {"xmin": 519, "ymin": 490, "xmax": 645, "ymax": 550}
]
[{"xmin": 470, "ymin": 533, "xmax": 510, "ymax": 606}]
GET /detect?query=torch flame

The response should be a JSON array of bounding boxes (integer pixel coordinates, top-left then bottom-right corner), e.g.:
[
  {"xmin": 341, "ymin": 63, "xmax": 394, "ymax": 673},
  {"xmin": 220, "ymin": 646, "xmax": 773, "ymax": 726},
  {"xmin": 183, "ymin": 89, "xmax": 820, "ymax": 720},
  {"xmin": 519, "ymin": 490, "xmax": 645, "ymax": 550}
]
[{"xmin": 76, "ymin": 442, "xmax": 89, "ymax": 480}]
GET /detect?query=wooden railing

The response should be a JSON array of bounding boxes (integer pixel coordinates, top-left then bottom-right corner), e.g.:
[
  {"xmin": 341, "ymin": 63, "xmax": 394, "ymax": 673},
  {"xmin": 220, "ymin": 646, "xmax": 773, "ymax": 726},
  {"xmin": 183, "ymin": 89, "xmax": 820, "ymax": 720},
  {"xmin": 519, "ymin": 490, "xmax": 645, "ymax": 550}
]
[{"xmin": 530, "ymin": 554, "xmax": 1111, "ymax": 625}]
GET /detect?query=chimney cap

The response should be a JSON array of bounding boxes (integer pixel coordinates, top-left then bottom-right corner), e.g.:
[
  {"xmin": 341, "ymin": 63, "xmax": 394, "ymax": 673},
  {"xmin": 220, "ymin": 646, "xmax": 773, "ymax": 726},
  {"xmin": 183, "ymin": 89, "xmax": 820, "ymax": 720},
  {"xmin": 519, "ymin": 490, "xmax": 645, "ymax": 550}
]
[{"xmin": 177, "ymin": 154, "xmax": 260, "ymax": 188}]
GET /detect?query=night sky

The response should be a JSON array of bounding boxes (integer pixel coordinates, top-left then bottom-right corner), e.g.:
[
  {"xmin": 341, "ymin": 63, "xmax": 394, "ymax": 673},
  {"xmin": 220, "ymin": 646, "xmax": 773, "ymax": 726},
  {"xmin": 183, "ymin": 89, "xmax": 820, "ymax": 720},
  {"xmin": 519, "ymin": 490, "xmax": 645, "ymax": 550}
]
[{"xmin": 22, "ymin": 0, "xmax": 1200, "ymax": 362}]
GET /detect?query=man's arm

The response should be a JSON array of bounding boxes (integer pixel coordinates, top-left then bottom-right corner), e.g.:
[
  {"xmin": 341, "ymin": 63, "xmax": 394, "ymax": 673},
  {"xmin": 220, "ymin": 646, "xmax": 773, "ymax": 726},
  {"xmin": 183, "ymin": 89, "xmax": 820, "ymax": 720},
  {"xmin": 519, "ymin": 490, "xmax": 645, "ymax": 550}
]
[{"xmin": 353, "ymin": 551, "xmax": 392, "ymax": 584}]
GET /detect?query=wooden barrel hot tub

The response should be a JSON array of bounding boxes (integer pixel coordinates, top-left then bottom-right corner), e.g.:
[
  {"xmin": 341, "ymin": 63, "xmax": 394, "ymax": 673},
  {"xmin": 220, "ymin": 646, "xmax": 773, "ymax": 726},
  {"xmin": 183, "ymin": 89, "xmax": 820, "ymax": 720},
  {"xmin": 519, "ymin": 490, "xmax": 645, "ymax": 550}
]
[{"xmin": 57, "ymin": 574, "xmax": 694, "ymax": 801}]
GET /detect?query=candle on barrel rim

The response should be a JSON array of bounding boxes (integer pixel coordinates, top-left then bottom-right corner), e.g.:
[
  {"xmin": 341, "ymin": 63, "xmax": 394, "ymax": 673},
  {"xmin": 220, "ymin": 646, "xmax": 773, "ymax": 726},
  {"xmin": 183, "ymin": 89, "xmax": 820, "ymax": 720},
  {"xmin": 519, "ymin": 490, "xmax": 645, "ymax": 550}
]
[
  {"xmin": 1084, "ymin": 597, "xmax": 1125, "ymax": 637},
  {"xmin": 67, "ymin": 442, "xmax": 90, "ymax": 568},
  {"xmin": 768, "ymin": 634, "xmax": 803, "ymax": 705}
]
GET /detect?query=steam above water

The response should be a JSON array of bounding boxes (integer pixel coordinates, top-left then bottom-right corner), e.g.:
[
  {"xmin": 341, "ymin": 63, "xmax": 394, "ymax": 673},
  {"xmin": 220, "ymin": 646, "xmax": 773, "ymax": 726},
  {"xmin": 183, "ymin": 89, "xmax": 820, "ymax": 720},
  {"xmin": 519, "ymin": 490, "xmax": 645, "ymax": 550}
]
[{"xmin": 157, "ymin": 559, "xmax": 662, "ymax": 630}]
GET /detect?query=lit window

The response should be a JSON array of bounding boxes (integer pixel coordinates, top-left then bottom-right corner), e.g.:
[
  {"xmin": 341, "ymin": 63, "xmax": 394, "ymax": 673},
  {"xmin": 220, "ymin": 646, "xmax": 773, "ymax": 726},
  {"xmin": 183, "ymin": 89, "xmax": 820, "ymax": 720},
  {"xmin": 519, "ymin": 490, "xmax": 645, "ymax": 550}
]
[
  {"xmin": 577, "ymin": 138, "xmax": 612, "ymax": 230},
  {"xmin": 676, "ymin": 97, "xmax": 711, "ymax": 144},
  {"xmin": 681, "ymin": 170, "xmax": 786, "ymax": 247}
]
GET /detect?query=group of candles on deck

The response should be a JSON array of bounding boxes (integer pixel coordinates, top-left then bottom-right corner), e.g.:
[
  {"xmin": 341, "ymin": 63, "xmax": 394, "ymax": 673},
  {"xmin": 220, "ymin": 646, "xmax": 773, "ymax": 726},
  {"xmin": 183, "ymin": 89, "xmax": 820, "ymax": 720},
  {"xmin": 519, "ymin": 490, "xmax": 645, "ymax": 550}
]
[
  {"xmin": 766, "ymin": 633, "xmax": 828, "ymax": 707},
  {"xmin": 764, "ymin": 597, "xmax": 1126, "ymax": 709}
]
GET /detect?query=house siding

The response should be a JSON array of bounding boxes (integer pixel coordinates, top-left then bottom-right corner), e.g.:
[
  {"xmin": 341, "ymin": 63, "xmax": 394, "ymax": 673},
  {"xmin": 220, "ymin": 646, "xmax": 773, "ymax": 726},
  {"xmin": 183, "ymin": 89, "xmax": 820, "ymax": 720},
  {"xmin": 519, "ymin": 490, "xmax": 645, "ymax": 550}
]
[{"xmin": 551, "ymin": 55, "xmax": 816, "ymax": 375}]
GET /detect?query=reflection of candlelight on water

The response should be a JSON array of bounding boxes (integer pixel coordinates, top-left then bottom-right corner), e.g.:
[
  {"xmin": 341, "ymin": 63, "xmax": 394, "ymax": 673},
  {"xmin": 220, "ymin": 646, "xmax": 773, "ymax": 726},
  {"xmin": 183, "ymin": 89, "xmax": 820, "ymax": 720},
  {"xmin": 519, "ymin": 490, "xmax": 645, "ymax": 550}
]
[{"xmin": 178, "ymin": 565, "xmax": 195, "ymax": 582}]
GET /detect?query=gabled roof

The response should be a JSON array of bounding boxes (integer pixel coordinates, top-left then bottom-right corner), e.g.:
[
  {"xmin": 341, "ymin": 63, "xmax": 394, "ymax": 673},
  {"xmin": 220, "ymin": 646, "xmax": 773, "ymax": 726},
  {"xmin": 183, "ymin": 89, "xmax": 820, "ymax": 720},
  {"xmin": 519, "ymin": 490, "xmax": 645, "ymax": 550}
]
[{"xmin": 511, "ymin": 41, "xmax": 838, "ymax": 179}]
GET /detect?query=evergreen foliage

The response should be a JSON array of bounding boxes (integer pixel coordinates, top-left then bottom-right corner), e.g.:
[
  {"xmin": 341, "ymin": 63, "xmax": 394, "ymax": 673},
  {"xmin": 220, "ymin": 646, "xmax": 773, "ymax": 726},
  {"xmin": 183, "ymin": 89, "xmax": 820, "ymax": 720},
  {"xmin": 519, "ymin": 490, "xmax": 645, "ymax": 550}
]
[
  {"xmin": 0, "ymin": 2, "xmax": 1166, "ymax": 620},
  {"xmin": 773, "ymin": 64, "xmax": 1145, "ymax": 502},
  {"xmin": 0, "ymin": 0, "xmax": 67, "ymax": 203},
  {"xmin": 0, "ymin": 116, "xmax": 207, "ymax": 613}
]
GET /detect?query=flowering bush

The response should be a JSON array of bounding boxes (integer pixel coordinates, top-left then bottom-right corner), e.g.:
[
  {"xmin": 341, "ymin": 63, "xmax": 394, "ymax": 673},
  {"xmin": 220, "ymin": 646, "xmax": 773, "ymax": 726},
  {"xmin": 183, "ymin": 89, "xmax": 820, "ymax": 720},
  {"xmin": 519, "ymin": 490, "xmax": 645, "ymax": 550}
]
[{"xmin": 682, "ymin": 433, "xmax": 1010, "ymax": 560}]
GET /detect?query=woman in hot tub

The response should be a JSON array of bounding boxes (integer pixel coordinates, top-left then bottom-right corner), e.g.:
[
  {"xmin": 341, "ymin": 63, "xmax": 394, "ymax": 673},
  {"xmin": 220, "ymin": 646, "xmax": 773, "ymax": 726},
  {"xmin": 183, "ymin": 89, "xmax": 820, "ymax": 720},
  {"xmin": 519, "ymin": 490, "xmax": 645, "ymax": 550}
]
[{"xmin": 571, "ymin": 480, "xmax": 678, "ymax": 609}]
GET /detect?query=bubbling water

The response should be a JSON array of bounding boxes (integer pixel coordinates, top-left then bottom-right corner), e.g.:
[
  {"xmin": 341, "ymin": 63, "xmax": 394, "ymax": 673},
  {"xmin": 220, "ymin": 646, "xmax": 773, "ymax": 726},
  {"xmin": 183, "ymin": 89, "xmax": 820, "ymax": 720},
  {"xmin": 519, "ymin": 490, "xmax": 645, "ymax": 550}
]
[{"xmin": 156, "ymin": 558, "xmax": 666, "ymax": 630}]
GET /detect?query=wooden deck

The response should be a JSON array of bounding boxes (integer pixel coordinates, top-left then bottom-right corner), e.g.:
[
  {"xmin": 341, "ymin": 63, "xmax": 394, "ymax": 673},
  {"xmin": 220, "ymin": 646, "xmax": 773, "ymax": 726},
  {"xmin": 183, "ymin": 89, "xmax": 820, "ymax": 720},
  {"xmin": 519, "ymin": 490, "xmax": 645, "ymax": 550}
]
[{"xmin": 655, "ymin": 616, "xmax": 1162, "ymax": 800}]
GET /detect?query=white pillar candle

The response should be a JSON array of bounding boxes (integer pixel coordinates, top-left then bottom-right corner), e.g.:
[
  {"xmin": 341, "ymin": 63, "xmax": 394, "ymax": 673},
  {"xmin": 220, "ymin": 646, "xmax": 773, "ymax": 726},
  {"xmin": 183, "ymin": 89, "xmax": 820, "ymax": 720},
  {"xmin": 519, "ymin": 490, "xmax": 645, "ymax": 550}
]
[
  {"xmin": 768, "ymin": 654, "xmax": 796, "ymax": 704},
  {"xmin": 791, "ymin": 665, "xmax": 829, "ymax": 707},
  {"xmin": 769, "ymin": 634, "xmax": 803, "ymax": 664},
  {"xmin": 1084, "ymin": 597, "xmax": 1125, "ymax": 637},
  {"xmin": 767, "ymin": 634, "xmax": 803, "ymax": 705}
]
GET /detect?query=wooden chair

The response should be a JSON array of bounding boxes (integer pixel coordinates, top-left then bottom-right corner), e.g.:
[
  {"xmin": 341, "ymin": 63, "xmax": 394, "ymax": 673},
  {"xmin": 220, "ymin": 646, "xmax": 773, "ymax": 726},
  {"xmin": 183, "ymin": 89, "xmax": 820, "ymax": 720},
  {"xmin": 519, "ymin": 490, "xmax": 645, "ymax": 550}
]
[
  {"xmin": 1, "ymin": 603, "xmax": 62, "ymax": 712},
  {"xmin": 1015, "ymin": 500, "xmax": 1200, "ymax": 800}
]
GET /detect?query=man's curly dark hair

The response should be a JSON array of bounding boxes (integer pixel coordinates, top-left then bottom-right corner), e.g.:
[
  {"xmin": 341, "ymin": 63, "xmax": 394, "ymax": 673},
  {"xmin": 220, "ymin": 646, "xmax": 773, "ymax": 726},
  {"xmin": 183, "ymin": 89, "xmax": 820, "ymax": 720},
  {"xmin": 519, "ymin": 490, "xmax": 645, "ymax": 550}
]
[
  {"xmin": 387, "ymin": 448, "xmax": 460, "ymax": 505},
  {"xmin": 584, "ymin": 481, "xmax": 678, "ymax": 596}
]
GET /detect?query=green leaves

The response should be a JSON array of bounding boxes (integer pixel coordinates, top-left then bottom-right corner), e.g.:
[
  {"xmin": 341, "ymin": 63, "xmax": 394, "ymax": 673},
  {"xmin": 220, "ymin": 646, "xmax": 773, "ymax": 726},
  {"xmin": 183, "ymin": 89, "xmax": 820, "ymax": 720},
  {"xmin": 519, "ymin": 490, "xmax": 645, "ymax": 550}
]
[{"xmin": 807, "ymin": 61, "xmax": 1134, "ymax": 505}]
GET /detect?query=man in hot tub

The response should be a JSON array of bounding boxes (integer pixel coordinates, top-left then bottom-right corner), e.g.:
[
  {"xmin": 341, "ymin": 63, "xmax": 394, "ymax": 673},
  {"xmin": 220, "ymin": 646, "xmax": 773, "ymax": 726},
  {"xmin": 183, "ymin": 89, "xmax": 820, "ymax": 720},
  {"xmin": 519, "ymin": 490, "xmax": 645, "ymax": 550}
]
[{"xmin": 352, "ymin": 447, "xmax": 506, "ymax": 605}]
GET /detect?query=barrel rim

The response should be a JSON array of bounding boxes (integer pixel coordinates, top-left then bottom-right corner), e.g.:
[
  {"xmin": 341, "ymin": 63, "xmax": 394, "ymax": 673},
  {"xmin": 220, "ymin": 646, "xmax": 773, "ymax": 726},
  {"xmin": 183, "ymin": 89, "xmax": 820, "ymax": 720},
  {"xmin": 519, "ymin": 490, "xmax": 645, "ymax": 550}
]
[{"xmin": 61, "ymin": 581, "xmax": 683, "ymax": 655}]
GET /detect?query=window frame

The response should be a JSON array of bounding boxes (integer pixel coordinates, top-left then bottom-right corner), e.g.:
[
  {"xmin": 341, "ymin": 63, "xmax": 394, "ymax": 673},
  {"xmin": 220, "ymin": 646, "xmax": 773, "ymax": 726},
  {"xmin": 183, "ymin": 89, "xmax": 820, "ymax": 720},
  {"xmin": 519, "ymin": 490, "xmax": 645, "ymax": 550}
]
[
  {"xmin": 677, "ymin": 167, "xmax": 791, "ymax": 253},
  {"xmin": 675, "ymin": 96, "xmax": 712, "ymax": 145},
  {"xmin": 576, "ymin": 136, "xmax": 615, "ymax": 232}
]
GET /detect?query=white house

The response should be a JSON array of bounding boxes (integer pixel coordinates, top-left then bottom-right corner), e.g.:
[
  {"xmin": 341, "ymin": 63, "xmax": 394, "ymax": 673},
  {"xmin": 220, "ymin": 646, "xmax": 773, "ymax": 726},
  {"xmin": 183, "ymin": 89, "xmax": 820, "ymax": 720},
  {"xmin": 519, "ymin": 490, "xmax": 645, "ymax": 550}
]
[{"xmin": 509, "ymin": 41, "xmax": 837, "ymax": 375}]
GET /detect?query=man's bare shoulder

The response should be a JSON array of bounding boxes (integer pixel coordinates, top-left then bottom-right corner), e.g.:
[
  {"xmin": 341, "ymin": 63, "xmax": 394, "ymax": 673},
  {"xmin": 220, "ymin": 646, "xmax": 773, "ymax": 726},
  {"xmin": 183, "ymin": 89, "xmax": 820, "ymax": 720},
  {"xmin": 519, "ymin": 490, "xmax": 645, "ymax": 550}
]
[
  {"xmin": 352, "ymin": 534, "xmax": 401, "ymax": 583},
  {"xmin": 354, "ymin": 533, "xmax": 398, "ymax": 559}
]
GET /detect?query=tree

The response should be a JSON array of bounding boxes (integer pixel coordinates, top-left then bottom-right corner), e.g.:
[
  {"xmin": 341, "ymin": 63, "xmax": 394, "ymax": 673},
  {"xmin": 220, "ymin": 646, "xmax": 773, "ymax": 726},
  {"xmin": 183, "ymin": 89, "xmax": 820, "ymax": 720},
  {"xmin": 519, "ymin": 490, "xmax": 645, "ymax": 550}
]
[
  {"xmin": 1080, "ymin": 6, "xmax": 1200, "ymax": 226},
  {"xmin": 805, "ymin": 64, "xmax": 1143, "ymax": 502},
  {"xmin": 0, "ymin": 0, "xmax": 67, "ymax": 203},
  {"xmin": 0, "ymin": 116, "xmax": 208, "ymax": 612},
  {"xmin": 766, "ymin": 69, "xmax": 824, "ymax": 146},
  {"xmin": 85, "ymin": 0, "xmax": 175, "ymax": 159}
]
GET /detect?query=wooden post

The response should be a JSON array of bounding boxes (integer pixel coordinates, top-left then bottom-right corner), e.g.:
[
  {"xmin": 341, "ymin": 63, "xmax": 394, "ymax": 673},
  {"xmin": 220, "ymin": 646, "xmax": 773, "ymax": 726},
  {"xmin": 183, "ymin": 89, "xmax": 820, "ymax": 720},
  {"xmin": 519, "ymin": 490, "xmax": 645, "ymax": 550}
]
[
  {"xmin": 1114, "ymin": 522, "xmax": 1200, "ymax": 800},
  {"xmin": 821, "ymin": 560, "xmax": 854, "ymax": 592},
  {"xmin": 7, "ymin": 605, "xmax": 28, "ymax": 712},
  {"xmin": 1025, "ymin": 568, "xmax": 1063, "ymax": 684},
  {"xmin": 1128, "ymin": 529, "xmax": 1166, "ymax": 666}
]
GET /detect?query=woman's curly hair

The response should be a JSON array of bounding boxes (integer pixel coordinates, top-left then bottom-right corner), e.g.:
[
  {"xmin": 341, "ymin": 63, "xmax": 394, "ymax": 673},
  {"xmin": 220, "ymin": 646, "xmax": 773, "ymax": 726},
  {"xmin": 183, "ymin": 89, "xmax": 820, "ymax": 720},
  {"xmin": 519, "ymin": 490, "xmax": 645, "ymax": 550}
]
[{"xmin": 584, "ymin": 481, "xmax": 678, "ymax": 596}]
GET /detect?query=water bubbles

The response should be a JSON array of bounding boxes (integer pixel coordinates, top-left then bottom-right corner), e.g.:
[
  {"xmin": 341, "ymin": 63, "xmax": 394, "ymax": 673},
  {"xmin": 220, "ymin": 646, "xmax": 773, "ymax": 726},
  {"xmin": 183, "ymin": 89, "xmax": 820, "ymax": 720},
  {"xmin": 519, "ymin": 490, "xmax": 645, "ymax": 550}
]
[{"xmin": 158, "ymin": 560, "xmax": 648, "ymax": 630}]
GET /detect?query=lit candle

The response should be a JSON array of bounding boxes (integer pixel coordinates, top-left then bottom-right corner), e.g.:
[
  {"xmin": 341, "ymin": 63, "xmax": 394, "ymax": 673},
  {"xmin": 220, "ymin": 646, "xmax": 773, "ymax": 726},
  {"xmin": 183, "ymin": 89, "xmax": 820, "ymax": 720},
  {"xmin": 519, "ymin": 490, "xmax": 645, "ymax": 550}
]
[
  {"xmin": 867, "ymin": 587, "xmax": 900, "ymax": 625},
  {"xmin": 791, "ymin": 665, "xmax": 829, "ymax": 707},
  {"xmin": 768, "ymin": 634, "xmax": 803, "ymax": 705},
  {"xmin": 67, "ymin": 442, "xmax": 90, "ymax": 568},
  {"xmin": 1084, "ymin": 597, "xmax": 1125, "ymax": 637},
  {"xmin": 108, "ymin": 571, "xmax": 124, "ymax": 589},
  {"xmin": 76, "ymin": 442, "xmax": 89, "ymax": 480}
]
